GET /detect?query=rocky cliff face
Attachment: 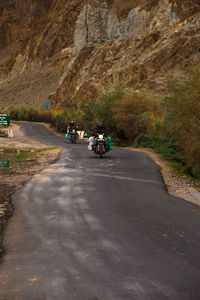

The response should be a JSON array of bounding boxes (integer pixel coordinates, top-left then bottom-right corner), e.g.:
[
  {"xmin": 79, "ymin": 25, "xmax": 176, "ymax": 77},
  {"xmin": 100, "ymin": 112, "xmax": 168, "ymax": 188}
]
[{"xmin": 0, "ymin": 0, "xmax": 200, "ymax": 109}]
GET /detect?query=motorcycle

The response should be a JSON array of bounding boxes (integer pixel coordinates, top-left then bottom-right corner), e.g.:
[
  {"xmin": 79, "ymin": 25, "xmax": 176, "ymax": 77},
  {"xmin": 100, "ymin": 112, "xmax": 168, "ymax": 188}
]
[
  {"xmin": 69, "ymin": 129, "xmax": 78, "ymax": 144},
  {"xmin": 94, "ymin": 133, "xmax": 109, "ymax": 159}
]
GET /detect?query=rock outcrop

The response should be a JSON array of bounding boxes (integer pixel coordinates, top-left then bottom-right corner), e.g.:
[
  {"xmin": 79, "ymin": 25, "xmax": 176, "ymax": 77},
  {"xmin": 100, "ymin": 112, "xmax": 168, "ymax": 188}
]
[{"xmin": 0, "ymin": 0, "xmax": 200, "ymax": 109}]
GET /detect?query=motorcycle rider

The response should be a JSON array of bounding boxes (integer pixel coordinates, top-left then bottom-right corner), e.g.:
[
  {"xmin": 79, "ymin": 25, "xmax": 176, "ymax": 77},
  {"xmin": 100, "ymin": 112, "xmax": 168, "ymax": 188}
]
[
  {"xmin": 66, "ymin": 121, "xmax": 79, "ymax": 139},
  {"xmin": 93, "ymin": 120, "xmax": 109, "ymax": 136},
  {"xmin": 92, "ymin": 120, "xmax": 111, "ymax": 151},
  {"xmin": 67, "ymin": 121, "xmax": 79, "ymax": 134}
]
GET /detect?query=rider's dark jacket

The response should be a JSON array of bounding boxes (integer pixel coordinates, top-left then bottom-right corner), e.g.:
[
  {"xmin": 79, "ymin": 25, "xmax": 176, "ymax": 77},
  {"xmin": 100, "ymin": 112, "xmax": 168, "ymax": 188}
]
[
  {"xmin": 93, "ymin": 126, "xmax": 109, "ymax": 136},
  {"xmin": 67, "ymin": 125, "xmax": 79, "ymax": 133}
]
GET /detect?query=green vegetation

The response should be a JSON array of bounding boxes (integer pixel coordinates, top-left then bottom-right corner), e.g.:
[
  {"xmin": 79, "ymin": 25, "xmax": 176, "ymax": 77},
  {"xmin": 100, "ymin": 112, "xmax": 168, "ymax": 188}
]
[
  {"xmin": 112, "ymin": 90, "xmax": 161, "ymax": 142},
  {"xmin": 13, "ymin": 151, "xmax": 36, "ymax": 163},
  {"xmin": 135, "ymin": 134, "xmax": 179, "ymax": 161},
  {"xmin": 0, "ymin": 147, "xmax": 58, "ymax": 166},
  {"xmin": 79, "ymin": 86, "xmax": 160, "ymax": 144},
  {"xmin": 56, "ymin": 110, "xmax": 83, "ymax": 133},
  {"xmin": 97, "ymin": 86, "xmax": 124, "ymax": 132},
  {"xmin": 135, "ymin": 62, "xmax": 200, "ymax": 179},
  {"xmin": 13, "ymin": 147, "xmax": 57, "ymax": 164},
  {"xmin": 163, "ymin": 63, "xmax": 200, "ymax": 178},
  {"xmin": 10, "ymin": 107, "xmax": 57, "ymax": 126}
]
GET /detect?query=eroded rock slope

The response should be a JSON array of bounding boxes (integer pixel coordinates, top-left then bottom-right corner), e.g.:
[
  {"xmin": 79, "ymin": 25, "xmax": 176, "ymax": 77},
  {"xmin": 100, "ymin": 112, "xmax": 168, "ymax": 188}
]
[{"xmin": 0, "ymin": 0, "xmax": 199, "ymax": 109}]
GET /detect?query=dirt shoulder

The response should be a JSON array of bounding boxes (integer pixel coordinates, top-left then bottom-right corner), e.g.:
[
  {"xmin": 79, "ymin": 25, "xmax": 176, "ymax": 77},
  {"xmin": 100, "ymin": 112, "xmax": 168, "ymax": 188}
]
[
  {"xmin": 131, "ymin": 148, "xmax": 200, "ymax": 207},
  {"xmin": 0, "ymin": 123, "xmax": 61, "ymax": 257}
]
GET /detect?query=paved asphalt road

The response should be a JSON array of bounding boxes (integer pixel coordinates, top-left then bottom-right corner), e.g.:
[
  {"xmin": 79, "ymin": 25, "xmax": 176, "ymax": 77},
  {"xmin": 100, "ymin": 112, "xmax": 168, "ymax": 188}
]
[{"xmin": 0, "ymin": 122, "xmax": 200, "ymax": 300}]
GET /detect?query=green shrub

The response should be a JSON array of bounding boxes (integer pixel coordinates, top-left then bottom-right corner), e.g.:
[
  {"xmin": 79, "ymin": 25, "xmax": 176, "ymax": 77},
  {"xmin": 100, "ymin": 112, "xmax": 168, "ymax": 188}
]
[
  {"xmin": 87, "ymin": 86, "xmax": 161, "ymax": 143},
  {"xmin": 10, "ymin": 107, "xmax": 57, "ymax": 127},
  {"xmin": 135, "ymin": 133, "xmax": 180, "ymax": 161},
  {"xmin": 81, "ymin": 102, "xmax": 97, "ymax": 130},
  {"xmin": 27, "ymin": 108, "xmax": 37, "ymax": 121},
  {"xmin": 113, "ymin": 91, "xmax": 161, "ymax": 143},
  {"xmin": 97, "ymin": 85, "xmax": 125, "ymax": 132},
  {"xmin": 165, "ymin": 62, "xmax": 200, "ymax": 177},
  {"xmin": 56, "ymin": 113, "xmax": 67, "ymax": 132},
  {"xmin": 10, "ymin": 108, "xmax": 19, "ymax": 120},
  {"xmin": 65, "ymin": 109, "xmax": 84, "ymax": 128}
]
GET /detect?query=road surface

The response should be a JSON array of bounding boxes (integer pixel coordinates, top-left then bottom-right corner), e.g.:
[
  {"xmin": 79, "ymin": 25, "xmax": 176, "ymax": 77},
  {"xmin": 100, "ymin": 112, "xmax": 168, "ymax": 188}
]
[{"xmin": 0, "ymin": 122, "xmax": 200, "ymax": 300}]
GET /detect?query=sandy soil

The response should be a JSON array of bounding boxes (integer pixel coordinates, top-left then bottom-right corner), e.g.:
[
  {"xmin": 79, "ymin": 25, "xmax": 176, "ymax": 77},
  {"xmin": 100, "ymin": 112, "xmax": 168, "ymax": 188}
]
[{"xmin": 0, "ymin": 123, "xmax": 61, "ymax": 257}]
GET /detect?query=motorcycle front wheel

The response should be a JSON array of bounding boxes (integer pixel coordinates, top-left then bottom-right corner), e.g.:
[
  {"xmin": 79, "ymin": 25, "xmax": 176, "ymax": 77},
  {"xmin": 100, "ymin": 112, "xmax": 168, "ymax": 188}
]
[{"xmin": 99, "ymin": 144, "xmax": 103, "ymax": 159}]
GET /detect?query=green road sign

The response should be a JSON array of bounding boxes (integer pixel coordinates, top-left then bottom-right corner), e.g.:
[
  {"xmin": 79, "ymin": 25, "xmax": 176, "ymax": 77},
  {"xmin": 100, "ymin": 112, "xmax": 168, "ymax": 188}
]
[
  {"xmin": 0, "ymin": 160, "xmax": 10, "ymax": 168},
  {"xmin": 83, "ymin": 131, "xmax": 88, "ymax": 138},
  {"xmin": 0, "ymin": 114, "xmax": 10, "ymax": 126}
]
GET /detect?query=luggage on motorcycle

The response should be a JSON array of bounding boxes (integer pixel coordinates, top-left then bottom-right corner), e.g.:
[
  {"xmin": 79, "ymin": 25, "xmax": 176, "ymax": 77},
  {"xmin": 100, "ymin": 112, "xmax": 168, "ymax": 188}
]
[
  {"xmin": 88, "ymin": 136, "xmax": 94, "ymax": 151},
  {"xmin": 88, "ymin": 144, "xmax": 93, "ymax": 151},
  {"xmin": 107, "ymin": 136, "xmax": 113, "ymax": 150},
  {"xmin": 89, "ymin": 136, "xmax": 94, "ymax": 142}
]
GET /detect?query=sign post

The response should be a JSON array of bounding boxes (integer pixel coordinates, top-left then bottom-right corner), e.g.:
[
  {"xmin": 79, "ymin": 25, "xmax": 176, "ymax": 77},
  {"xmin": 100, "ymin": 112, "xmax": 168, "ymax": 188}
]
[{"xmin": 0, "ymin": 114, "xmax": 10, "ymax": 126}]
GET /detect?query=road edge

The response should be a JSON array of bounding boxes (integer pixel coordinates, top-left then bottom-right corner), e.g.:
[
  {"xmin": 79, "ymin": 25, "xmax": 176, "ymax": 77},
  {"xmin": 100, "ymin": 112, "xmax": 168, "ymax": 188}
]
[{"xmin": 127, "ymin": 148, "xmax": 200, "ymax": 207}]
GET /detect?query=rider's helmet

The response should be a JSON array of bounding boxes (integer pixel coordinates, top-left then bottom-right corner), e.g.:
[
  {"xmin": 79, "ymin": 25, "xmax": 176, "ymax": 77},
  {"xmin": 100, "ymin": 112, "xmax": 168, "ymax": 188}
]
[
  {"xmin": 96, "ymin": 120, "xmax": 104, "ymax": 128},
  {"xmin": 69, "ymin": 121, "xmax": 75, "ymax": 126}
]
